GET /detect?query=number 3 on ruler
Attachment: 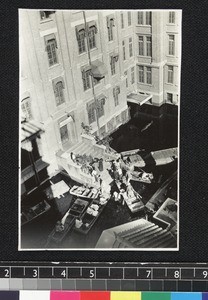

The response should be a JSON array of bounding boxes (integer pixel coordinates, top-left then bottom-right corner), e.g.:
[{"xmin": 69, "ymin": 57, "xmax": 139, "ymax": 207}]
[{"xmin": 33, "ymin": 269, "xmax": 38, "ymax": 278}]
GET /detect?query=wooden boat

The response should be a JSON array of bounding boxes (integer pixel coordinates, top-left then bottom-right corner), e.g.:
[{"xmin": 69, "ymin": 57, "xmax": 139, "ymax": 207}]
[
  {"xmin": 130, "ymin": 170, "xmax": 153, "ymax": 184},
  {"xmin": 74, "ymin": 198, "xmax": 108, "ymax": 235},
  {"xmin": 70, "ymin": 185, "xmax": 100, "ymax": 199},
  {"xmin": 46, "ymin": 198, "xmax": 88, "ymax": 244},
  {"xmin": 21, "ymin": 200, "xmax": 51, "ymax": 226},
  {"xmin": 47, "ymin": 213, "xmax": 76, "ymax": 244},
  {"xmin": 121, "ymin": 147, "xmax": 178, "ymax": 168}
]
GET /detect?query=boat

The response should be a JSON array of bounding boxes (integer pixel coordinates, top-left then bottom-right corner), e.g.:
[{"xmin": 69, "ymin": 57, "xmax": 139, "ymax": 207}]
[
  {"xmin": 46, "ymin": 213, "xmax": 76, "ymax": 244},
  {"xmin": 130, "ymin": 170, "xmax": 153, "ymax": 184},
  {"xmin": 70, "ymin": 185, "xmax": 100, "ymax": 199},
  {"xmin": 21, "ymin": 200, "xmax": 51, "ymax": 226},
  {"xmin": 121, "ymin": 147, "xmax": 178, "ymax": 168},
  {"xmin": 46, "ymin": 198, "xmax": 88, "ymax": 244},
  {"xmin": 74, "ymin": 198, "xmax": 109, "ymax": 235}
]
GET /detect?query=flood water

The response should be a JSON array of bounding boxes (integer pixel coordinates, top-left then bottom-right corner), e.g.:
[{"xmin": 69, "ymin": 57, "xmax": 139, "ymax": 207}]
[{"xmin": 21, "ymin": 103, "xmax": 178, "ymax": 249}]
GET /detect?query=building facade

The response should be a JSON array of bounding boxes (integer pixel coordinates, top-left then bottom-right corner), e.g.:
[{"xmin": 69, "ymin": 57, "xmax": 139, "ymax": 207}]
[{"xmin": 20, "ymin": 10, "xmax": 181, "ymax": 177}]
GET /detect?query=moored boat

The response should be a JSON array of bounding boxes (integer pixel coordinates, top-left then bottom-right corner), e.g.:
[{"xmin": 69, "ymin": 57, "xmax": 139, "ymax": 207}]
[
  {"xmin": 70, "ymin": 185, "xmax": 100, "ymax": 199},
  {"xmin": 21, "ymin": 200, "xmax": 51, "ymax": 226}
]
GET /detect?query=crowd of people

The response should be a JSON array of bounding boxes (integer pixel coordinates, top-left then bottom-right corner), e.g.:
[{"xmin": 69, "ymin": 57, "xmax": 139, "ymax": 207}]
[{"xmin": 70, "ymin": 151, "xmax": 144, "ymax": 209}]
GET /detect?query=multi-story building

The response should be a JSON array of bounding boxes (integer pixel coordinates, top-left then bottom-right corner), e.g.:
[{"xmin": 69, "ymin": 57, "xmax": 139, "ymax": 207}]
[
  {"xmin": 135, "ymin": 10, "xmax": 181, "ymax": 106},
  {"xmin": 19, "ymin": 10, "xmax": 181, "ymax": 181}
]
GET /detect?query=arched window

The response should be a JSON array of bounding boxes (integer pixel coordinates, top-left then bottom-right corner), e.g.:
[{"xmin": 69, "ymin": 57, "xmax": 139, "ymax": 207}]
[
  {"xmin": 21, "ymin": 97, "xmax": 32, "ymax": 120},
  {"xmin": 53, "ymin": 79, "xmax": 65, "ymax": 106}
]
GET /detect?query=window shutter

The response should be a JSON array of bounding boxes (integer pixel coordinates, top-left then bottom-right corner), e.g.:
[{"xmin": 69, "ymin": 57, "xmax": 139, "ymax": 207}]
[
  {"xmin": 44, "ymin": 34, "xmax": 57, "ymax": 50},
  {"xmin": 114, "ymin": 53, "xmax": 119, "ymax": 62},
  {"xmin": 75, "ymin": 24, "xmax": 86, "ymax": 40},
  {"xmin": 107, "ymin": 15, "xmax": 115, "ymax": 28},
  {"xmin": 88, "ymin": 21, "xmax": 98, "ymax": 34}
]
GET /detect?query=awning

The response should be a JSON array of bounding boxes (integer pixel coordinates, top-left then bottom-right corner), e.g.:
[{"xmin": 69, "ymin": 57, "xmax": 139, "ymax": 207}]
[
  {"xmin": 21, "ymin": 120, "xmax": 43, "ymax": 143},
  {"xmin": 91, "ymin": 60, "xmax": 108, "ymax": 80},
  {"xmin": 127, "ymin": 92, "xmax": 152, "ymax": 106}
]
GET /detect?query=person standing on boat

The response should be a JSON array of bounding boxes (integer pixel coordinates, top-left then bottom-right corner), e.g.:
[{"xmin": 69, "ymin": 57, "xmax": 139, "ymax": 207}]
[{"xmin": 98, "ymin": 158, "xmax": 104, "ymax": 171}]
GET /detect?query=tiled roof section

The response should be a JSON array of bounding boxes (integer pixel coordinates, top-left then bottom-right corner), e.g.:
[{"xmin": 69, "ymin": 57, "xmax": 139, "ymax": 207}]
[
  {"xmin": 21, "ymin": 119, "xmax": 43, "ymax": 142},
  {"xmin": 114, "ymin": 219, "xmax": 176, "ymax": 248},
  {"xmin": 96, "ymin": 219, "xmax": 177, "ymax": 249}
]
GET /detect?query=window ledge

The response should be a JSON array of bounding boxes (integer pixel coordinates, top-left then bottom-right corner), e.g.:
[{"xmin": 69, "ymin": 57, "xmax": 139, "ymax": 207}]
[
  {"xmin": 40, "ymin": 19, "xmax": 53, "ymax": 24},
  {"xmin": 48, "ymin": 63, "xmax": 60, "ymax": 69},
  {"xmin": 137, "ymin": 55, "xmax": 152, "ymax": 59},
  {"xmin": 78, "ymin": 51, "xmax": 87, "ymax": 57},
  {"xmin": 166, "ymin": 82, "xmax": 174, "ymax": 86},
  {"xmin": 137, "ymin": 82, "xmax": 153, "ymax": 87},
  {"xmin": 136, "ymin": 24, "xmax": 152, "ymax": 27}
]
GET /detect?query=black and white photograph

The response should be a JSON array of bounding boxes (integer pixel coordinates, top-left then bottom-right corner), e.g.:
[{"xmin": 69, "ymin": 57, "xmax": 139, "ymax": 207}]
[{"xmin": 19, "ymin": 9, "xmax": 181, "ymax": 250}]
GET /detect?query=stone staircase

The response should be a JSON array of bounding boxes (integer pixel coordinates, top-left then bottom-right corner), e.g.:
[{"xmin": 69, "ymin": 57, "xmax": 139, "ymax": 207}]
[{"xmin": 56, "ymin": 134, "xmax": 118, "ymax": 187}]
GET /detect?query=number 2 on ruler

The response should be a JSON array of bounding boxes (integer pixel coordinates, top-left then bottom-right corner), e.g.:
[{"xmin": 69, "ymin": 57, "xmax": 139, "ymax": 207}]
[{"xmin": 4, "ymin": 269, "xmax": 9, "ymax": 278}]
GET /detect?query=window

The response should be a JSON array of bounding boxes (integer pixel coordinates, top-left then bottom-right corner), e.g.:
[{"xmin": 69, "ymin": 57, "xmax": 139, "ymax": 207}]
[
  {"xmin": 113, "ymin": 86, "xmax": 120, "ymax": 106},
  {"xmin": 138, "ymin": 12, "xmax": 143, "ymax": 25},
  {"xmin": 40, "ymin": 11, "xmax": 54, "ymax": 20},
  {"xmin": 97, "ymin": 98, "xmax": 105, "ymax": 118},
  {"xmin": 82, "ymin": 68, "xmax": 91, "ymax": 91},
  {"xmin": 110, "ymin": 54, "xmax": 119, "ymax": 75},
  {"xmin": 138, "ymin": 66, "xmax": 144, "ymax": 83},
  {"xmin": 131, "ymin": 67, "xmax": 135, "ymax": 84},
  {"xmin": 88, "ymin": 26, "xmax": 96, "ymax": 49},
  {"xmin": 128, "ymin": 12, "xmax": 132, "ymax": 26},
  {"xmin": 146, "ymin": 67, "xmax": 152, "ymax": 84},
  {"xmin": 87, "ymin": 102, "xmax": 96, "ymax": 124},
  {"xmin": 107, "ymin": 16, "xmax": 115, "ymax": 41},
  {"xmin": 169, "ymin": 35, "xmax": 175, "ymax": 55},
  {"xmin": 87, "ymin": 98, "xmax": 105, "ymax": 124},
  {"xmin": 111, "ymin": 57, "xmax": 116, "ymax": 75},
  {"xmin": 169, "ymin": 11, "xmax": 175, "ymax": 24},
  {"xmin": 122, "ymin": 40, "xmax": 126, "ymax": 61},
  {"xmin": 116, "ymin": 115, "xmax": 121, "ymax": 125},
  {"xmin": 45, "ymin": 35, "xmax": 58, "ymax": 67},
  {"xmin": 129, "ymin": 37, "xmax": 133, "ymax": 57},
  {"xmin": 146, "ymin": 12, "xmax": 152, "ymax": 25},
  {"xmin": 167, "ymin": 93, "xmax": 173, "ymax": 103},
  {"xmin": 77, "ymin": 29, "xmax": 86, "ymax": 54},
  {"xmin": 146, "ymin": 36, "xmax": 152, "ymax": 57},
  {"xmin": 60, "ymin": 125, "xmax": 69, "ymax": 144},
  {"xmin": 53, "ymin": 80, "xmax": 65, "ymax": 106},
  {"xmin": 139, "ymin": 36, "xmax": 152, "ymax": 56},
  {"xmin": 100, "ymin": 126, "xmax": 106, "ymax": 138},
  {"xmin": 121, "ymin": 110, "xmax": 127, "ymax": 123},
  {"xmin": 21, "ymin": 97, "xmax": 32, "ymax": 120},
  {"xmin": 168, "ymin": 66, "xmax": 174, "ymax": 84},
  {"xmin": 121, "ymin": 12, "xmax": 124, "ymax": 29},
  {"xmin": 124, "ymin": 71, "xmax": 128, "ymax": 87},
  {"xmin": 138, "ymin": 36, "xmax": 144, "ymax": 55},
  {"xmin": 107, "ymin": 119, "xmax": 115, "ymax": 132}
]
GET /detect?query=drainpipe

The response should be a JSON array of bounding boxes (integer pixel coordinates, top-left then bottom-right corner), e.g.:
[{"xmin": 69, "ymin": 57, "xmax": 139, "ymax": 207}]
[{"xmin": 83, "ymin": 11, "xmax": 101, "ymax": 138}]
